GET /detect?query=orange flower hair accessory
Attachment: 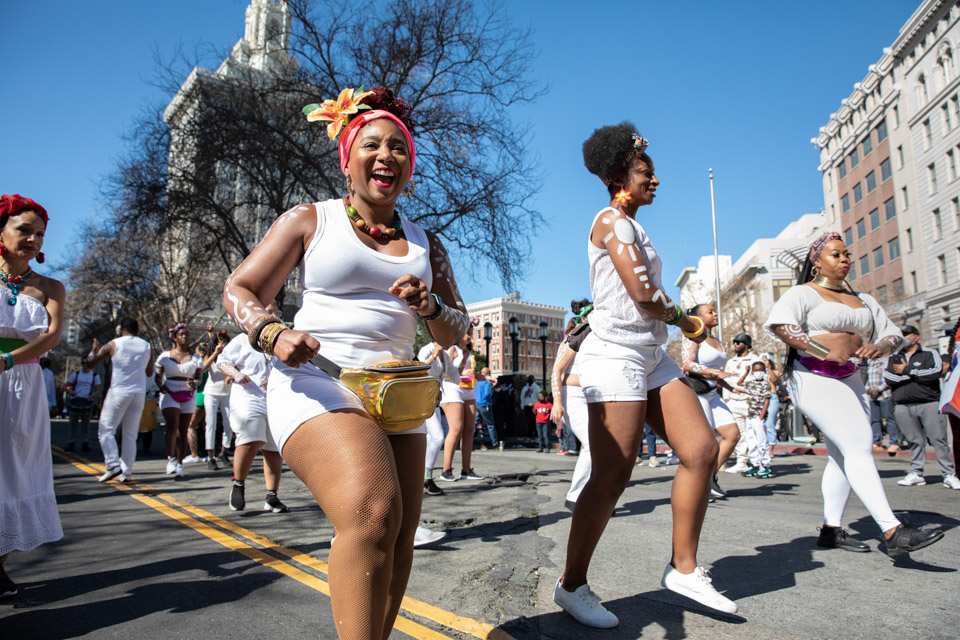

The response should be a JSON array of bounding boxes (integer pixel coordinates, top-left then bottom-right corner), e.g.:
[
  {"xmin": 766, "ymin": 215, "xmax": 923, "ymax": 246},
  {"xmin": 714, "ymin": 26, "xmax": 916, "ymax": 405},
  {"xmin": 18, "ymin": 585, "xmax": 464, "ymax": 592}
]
[
  {"xmin": 614, "ymin": 189, "xmax": 632, "ymax": 205},
  {"xmin": 302, "ymin": 86, "xmax": 375, "ymax": 140}
]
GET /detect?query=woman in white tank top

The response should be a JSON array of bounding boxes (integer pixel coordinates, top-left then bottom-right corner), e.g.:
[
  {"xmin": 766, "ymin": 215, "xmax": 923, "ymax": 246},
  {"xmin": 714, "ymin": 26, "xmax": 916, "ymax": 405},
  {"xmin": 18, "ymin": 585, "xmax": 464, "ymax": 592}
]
[
  {"xmin": 680, "ymin": 303, "xmax": 743, "ymax": 498},
  {"xmin": 222, "ymin": 86, "xmax": 471, "ymax": 639},
  {"xmin": 554, "ymin": 124, "xmax": 737, "ymax": 628}
]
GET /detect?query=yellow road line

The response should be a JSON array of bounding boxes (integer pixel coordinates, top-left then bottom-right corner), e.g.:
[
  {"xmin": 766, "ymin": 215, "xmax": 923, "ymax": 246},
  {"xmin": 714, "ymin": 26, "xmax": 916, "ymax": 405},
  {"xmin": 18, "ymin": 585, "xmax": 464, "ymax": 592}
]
[{"xmin": 53, "ymin": 447, "xmax": 514, "ymax": 640}]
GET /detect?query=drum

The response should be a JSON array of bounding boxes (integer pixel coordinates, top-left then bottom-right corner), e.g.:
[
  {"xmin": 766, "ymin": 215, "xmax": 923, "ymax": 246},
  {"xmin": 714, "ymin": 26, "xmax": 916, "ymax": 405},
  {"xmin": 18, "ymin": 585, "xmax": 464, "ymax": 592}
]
[
  {"xmin": 66, "ymin": 397, "xmax": 94, "ymax": 415},
  {"xmin": 140, "ymin": 398, "xmax": 158, "ymax": 432}
]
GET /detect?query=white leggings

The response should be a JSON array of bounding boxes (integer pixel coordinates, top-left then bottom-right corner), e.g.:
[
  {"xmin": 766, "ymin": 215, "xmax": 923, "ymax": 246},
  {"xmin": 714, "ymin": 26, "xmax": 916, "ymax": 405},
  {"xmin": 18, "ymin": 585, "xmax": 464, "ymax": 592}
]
[
  {"xmin": 563, "ymin": 385, "xmax": 591, "ymax": 504},
  {"xmin": 789, "ymin": 365, "xmax": 900, "ymax": 532},
  {"xmin": 424, "ymin": 408, "xmax": 445, "ymax": 470},
  {"xmin": 204, "ymin": 394, "xmax": 233, "ymax": 451}
]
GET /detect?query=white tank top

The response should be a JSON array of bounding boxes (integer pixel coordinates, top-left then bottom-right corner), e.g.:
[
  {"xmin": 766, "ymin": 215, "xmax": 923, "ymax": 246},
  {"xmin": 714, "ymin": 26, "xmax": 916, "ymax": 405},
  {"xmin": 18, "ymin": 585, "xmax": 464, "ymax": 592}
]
[
  {"xmin": 293, "ymin": 199, "xmax": 432, "ymax": 367},
  {"xmin": 110, "ymin": 335, "xmax": 152, "ymax": 394},
  {"xmin": 696, "ymin": 339, "xmax": 727, "ymax": 390},
  {"xmin": 587, "ymin": 208, "xmax": 668, "ymax": 347}
]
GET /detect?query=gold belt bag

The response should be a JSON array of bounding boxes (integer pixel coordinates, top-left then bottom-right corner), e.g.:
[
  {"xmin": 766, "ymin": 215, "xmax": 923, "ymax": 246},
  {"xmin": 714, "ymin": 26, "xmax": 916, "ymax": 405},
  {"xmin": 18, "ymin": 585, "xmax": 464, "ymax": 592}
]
[{"xmin": 338, "ymin": 361, "xmax": 440, "ymax": 432}]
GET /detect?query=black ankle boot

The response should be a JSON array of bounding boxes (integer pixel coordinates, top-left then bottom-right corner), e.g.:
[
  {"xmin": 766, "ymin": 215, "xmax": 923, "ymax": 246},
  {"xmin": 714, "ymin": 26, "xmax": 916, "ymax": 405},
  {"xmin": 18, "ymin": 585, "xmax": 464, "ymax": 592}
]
[
  {"xmin": 884, "ymin": 524, "xmax": 944, "ymax": 557},
  {"xmin": 817, "ymin": 525, "xmax": 870, "ymax": 552}
]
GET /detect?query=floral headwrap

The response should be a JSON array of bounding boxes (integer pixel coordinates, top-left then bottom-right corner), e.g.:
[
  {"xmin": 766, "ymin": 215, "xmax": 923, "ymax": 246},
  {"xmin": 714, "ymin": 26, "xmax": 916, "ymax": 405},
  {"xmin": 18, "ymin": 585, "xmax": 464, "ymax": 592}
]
[
  {"xmin": 303, "ymin": 87, "xmax": 416, "ymax": 179},
  {"xmin": 0, "ymin": 194, "xmax": 49, "ymax": 227},
  {"xmin": 808, "ymin": 231, "xmax": 843, "ymax": 264},
  {"xmin": 601, "ymin": 134, "xmax": 650, "ymax": 186},
  {"xmin": 168, "ymin": 322, "xmax": 189, "ymax": 340}
]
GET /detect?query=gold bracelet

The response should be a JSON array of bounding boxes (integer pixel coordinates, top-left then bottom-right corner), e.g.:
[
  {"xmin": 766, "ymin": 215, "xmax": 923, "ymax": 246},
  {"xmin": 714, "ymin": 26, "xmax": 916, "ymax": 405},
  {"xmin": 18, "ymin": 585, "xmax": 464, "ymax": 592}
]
[
  {"xmin": 259, "ymin": 322, "xmax": 287, "ymax": 358},
  {"xmin": 248, "ymin": 315, "xmax": 283, "ymax": 350},
  {"xmin": 681, "ymin": 315, "xmax": 706, "ymax": 339},
  {"xmin": 804, "ymin": 340, "xmax": 830, "ymax": 360}
]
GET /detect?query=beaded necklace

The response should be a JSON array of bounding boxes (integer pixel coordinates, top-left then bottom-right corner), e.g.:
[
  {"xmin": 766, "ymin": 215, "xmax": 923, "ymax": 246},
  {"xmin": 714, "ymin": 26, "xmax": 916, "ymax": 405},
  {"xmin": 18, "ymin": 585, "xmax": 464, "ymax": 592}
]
[
  {"xmin": 343, "ymin": 197, "xmax": 402, "ymax": 240},
  {"xmin": 0, "ymin": 265, "xmax": 33, "ymax": 306}
]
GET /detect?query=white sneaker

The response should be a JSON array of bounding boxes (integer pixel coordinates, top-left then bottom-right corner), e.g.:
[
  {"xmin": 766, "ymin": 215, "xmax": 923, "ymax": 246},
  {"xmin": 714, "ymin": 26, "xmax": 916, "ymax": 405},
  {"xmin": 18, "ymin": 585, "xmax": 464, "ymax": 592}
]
[
  {"xmin": 898, "ymin": 472, "xmax": 926, "ymax": 486},
  {"xmin": 661, "ymin": 564, "xmax": 737, "ymax": 614},
  {"xmin": 552, "ymin": 578, "xmax": 618, "ymax": 628},
  {"xmin": 724, "ymin": 462, "xmax": 749, "ymax": 474},
  {"xmin": 174, "ymin": 463, "xmax": 185, "ymax": 480},
  {"xmin": 165, "ymin": 457, "xmax": 177, "ymax": 474},
  {"xmin": 413, "ymin": 525, "xmax": 446, "ymax": 548},
  {"xmin": 118, "ymin": 473, "xmax": 133, "ymax": 483},
  {"xmin": 182, "ymin": 455, "xmax": 202, "ymax": 464},
  {"xmin": 648, "ymin": 456, "xmax": 660, "ymax": 468},
  {"xmin": 943, "ymin": 474, "xmax": 960, "ymax": 490},
  {"xmin": 98, "ymin": 467, "xmax": 122, "ymax": 483}
]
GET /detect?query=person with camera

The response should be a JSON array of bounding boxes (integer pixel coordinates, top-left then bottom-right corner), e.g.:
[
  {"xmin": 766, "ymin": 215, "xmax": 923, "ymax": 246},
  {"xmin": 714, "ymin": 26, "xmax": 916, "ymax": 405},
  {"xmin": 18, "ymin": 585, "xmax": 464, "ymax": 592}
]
[{"xmin": 88, "ymin": 318, "xmax": 154, "ymax": 482}]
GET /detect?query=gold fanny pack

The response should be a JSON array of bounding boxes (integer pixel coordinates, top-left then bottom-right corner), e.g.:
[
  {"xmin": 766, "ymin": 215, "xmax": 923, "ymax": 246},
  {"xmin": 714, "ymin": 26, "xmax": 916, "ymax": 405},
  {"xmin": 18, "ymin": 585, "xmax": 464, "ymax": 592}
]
[{"xmin": 312, "ymin": 355, "xmax": 440, "ymax": 432}]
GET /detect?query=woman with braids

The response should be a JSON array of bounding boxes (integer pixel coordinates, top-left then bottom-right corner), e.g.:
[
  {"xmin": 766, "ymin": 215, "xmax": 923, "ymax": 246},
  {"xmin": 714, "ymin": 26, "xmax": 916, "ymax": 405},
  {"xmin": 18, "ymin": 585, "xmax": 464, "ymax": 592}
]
[
  {"xmin": 680, "ymin": 303, "xmax": 744, "ymax": 499},
  {"xmin": 223, "ymin": 87, "xmax": 469, "ymax": 639},
  {"xmin": 155, "ymin": 322, "xmax": 203, "ymax": 480},
  {"xmin": 0, "ymin": 194, "xmax": 64, "ymax": 598},
  {"xmin": 554, "ymin": 123, "xmax": 736, "ymax": 629},
  {"xmin": 764, "ymin": 232, "xmax": 944, "ymax": 556}
]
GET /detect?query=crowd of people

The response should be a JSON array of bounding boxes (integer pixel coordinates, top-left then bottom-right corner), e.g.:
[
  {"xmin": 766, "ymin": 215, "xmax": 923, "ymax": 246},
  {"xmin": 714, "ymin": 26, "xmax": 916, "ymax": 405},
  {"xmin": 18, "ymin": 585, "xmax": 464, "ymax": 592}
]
[{"xmin": 2, "ymin": 88, "xmax": 958, "ymax": 638}]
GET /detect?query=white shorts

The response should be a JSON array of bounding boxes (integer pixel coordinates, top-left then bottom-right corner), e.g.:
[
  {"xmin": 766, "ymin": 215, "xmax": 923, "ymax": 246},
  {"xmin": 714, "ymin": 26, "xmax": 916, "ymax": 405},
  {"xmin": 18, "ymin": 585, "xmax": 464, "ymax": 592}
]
[
  {"xmin": 440, "ymin": 380, "xmax": 463, "ymax": 405},
  {"xmin": 458, "ymin": 386, "xmax": 476, "ymax": 403},
  {"xmin": 267, "ymin": 361, "xmax": 426, "ymax": 455},
  {"xmin": 159, "ymin": 380, "xmax": 196, "ymax": 414},
  {"xmin": 578, "ymin": 332, "xmax": 682, "ymax": 403},
  {"xmin": 698, "ymin": 389, "xmax": 736, "ymax": 430},
  {"xmin": 231, "ymin": 408, "xmax": 279, "ymax": 451}
]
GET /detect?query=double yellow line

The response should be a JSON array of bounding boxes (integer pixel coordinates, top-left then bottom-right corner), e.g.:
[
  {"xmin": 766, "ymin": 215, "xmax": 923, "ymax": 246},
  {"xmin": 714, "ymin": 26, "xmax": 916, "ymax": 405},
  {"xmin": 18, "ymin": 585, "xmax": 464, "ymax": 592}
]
[{"xmin": 52, "ymin": 447, "xmax": 514, "ymax": 640}]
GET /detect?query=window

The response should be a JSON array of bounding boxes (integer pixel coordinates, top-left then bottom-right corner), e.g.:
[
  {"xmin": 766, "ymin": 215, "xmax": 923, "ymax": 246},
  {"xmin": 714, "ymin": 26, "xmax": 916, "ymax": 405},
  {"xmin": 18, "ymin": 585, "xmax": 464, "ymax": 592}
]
[
  {"xmin": 893, "ymin": 277, "xmax": 904, "ymax": 299},
  {"xmin": 856, "ymin": 218, "xmax": 866, "ymax": 238},
  {"xmin": 838, "ymin": 161, "xmax": 847, "ymax": 180},
  {"xmin": 902, "ymin": 185, "xmax": 910, "ymax": 209},
  {"xmin": 842, "ymin": 194, "xmax": 850, "ymax": 212},
  {"xmin": 938, "ymin": 254, "xmax": 947, "ymax": 285},
  {"xmin": 928, "ymin": 163, "xmax": 938, "ymax": 194},
  {"xmin": 860, "ymin": 255, "xmax": 870, "ymax": 274},
  {"xmin": 772, "ymin": 279, "xmax": 792, "ymax": 302},
  {"xmin": 897, "ymin": 145, "xmax": 904, "ymax": 169},
  {"xmin": 827, "ymin": 172, "xmax": 833, "ymax": 191},
  {"xmin": 949, "ymin": 149, "xmax": 957, "ymax": 181},
  {"xmin": 884, "ymin": 197, "xmax": 896, "ymax": 220},
  {"xmin": 873, "ymin": 246, "xmax": 884, "ymax": 268},
  {"xmin": 906, "ymin": 228, "xmax": 914, "ymax": 252},
  {"xmin": 943, "ymin": 104, "xmax": 953, "ymax": 132},
  {"xmin": 918, "ymin": 77, "xmax": 929, "ymax": 109},
  {"xmin": 933, "ymin": 208, "xmax": 943, "ymax": 239},
  {"xmin": 888, "ymin": 236, "xmax": 901, "ymax": 260},
  {"xmin": 953, "ymin": 196, "xmax": 960, "ymax": 230},
  {"xmin": 893, "ymin": 104, "xmax": 900, "ymax": 126},
  {"xmin": 875, "ymin": 284, "xmax": 888, "ymax": 304},
  {"xmin": 923, "ymin": 119, "xmax": 933, "ymax": 149},
  {"xmin": 862, "ymin": 134, "xmax": 873, "ymax": 157},
  {"xmin": 849, "ymin": 262, "xmax": 857, "ymax": 281},
  {"xmin": 877, "ymin": 119, "xmax": 888, "ymax": 142},
  {"xmin": 953, "ymin": 96, "xmax": 960, "ymax": 127},
  {"xmin": 880, "ymin": 158, "xmax": 891, "ymax": 182},
  {"xmin": 850, "ymin": 148, "xmax": 859, "ymax": 169},
  {"xmin": 853, "ymin": 183, "xmax": 863, "ymax": 203},
  {"xmin": 844, "ymin": 227, "xmax": 853, "ymax": 245},
  {"xmin": 866, "ymin": 171, "xmax": 876, "ymax": 192},
  {"xmin": 869, "ymin": 207, "xmax": 880, "ymax": 230},
  {"xmin": 911, "ymin": 271, "xmax": 918, "ymax": 293}
]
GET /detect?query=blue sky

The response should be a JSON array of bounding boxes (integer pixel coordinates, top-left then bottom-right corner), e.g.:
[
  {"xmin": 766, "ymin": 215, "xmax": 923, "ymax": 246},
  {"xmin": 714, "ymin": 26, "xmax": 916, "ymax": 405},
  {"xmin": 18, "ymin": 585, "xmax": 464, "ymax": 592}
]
[{"xmin": 1, "ymin": 0, "xmax": 918, "ymax": 316}]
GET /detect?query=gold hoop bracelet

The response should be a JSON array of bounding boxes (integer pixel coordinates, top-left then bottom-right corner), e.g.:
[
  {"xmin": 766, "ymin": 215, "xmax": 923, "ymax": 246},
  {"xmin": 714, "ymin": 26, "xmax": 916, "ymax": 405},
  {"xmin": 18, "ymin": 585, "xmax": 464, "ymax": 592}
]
[{"xmin": 681, "ymin": 315, "xmax": 706, "ymax": 339}]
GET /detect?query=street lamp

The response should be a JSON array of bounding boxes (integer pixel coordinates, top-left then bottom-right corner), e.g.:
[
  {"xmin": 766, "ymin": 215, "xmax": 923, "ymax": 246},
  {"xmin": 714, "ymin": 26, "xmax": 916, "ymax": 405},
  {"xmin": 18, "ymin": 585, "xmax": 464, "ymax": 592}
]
[
  {"xmin": 483, "ymin": 321, "xmax": 493, "ymax": 372},
  {"xmin": 508, "ymin": 316, "xmax": 519, "ymax": 373},
  {"xmin": 539, "ymin": 321, "xmax": 548, "ymax": 390}
]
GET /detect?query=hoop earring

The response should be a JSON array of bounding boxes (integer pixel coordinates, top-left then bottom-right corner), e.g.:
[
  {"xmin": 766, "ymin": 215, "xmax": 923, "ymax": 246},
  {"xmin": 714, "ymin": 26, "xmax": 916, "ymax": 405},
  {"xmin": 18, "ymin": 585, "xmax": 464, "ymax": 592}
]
[{"xmin": 811, "ymin": 265, "xmax": 820, "ymax": 277}]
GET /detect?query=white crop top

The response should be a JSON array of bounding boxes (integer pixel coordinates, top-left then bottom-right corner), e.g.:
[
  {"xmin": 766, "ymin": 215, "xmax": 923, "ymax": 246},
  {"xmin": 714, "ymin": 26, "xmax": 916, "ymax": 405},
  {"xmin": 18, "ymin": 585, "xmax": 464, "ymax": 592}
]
[
  {"xmin": 292, "ymin": 199, "xmax": 432, "ymax": 368},
  {"xmin": 688, "ymin": 338, "xmax": 727, "ymax": 390},
  {"xmin": 764, "ymin": 285, "xmax": 901, "ymax": 345},
  {"xmin": 155, "ymin": 351, "xmax": 202, "ymax": 379},
  {"xmin": 587, "ymin": 208, "xmax": 668, "ymax": 347}
]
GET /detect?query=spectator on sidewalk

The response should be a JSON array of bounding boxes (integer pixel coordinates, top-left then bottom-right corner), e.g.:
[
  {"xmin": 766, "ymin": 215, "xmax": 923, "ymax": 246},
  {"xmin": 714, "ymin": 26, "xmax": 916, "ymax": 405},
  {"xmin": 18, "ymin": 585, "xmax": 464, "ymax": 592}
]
[
  {"xmin": 475, "ymin": 367, "xmax": 500, "ymax": 451},
  {"xmin": 722, "ymin": 333, "xmax": 762, "ymax": 473},
  {"xmin": 66, "ymin": 358, "xmax": 101, "ymax": 452},
  {"xmin": 742, "ymin": 361, "xmax": 773, "ymax": 478},
  {"xmin": 533, "ymin": 391, "xmax": 552, "ymax": 452},
  {"xmin": 866, "ymin": 356, "xmax": 900, "ymax": 455},
  {"xmin": 884, "ymin": 325, "xmax": 959, "ymax": 490},
  {"xmin": 520, "ymin": 374, "xmax": 540, "ymax": 438}
]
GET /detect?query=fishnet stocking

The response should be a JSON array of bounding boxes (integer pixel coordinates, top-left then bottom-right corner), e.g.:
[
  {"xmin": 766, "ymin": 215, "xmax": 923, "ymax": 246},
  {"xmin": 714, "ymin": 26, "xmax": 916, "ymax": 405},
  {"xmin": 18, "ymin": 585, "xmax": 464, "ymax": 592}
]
[{"xmin": 283, "ymin": 410, "xmax": 425, "ymax": 640}]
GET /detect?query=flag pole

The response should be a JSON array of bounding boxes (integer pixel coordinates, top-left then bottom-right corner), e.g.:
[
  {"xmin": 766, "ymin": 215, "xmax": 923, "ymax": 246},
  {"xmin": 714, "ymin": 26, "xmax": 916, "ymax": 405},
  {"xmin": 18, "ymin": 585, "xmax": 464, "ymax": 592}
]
[{"xmin": 709, "ymin": 168, "xmax": 722, "ymax": 344}]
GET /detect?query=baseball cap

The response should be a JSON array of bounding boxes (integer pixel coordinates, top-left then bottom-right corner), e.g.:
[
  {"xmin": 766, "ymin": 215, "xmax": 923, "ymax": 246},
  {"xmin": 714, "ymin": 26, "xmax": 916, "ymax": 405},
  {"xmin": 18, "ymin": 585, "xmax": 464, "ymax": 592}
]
[
  {"xmin": 900, "ymin": 324, "xmax": 919, "ymax": 336},
  {"xmin": 732, "ymin": 333, "xmax": 752, "ymax": 347}
]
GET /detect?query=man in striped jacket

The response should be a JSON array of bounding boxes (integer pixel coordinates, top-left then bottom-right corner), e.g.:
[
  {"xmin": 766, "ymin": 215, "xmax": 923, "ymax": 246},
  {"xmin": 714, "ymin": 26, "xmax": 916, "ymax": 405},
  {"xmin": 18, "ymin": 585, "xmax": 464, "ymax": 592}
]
[{"xmin": 884, "ymin": 325, "xmax": 960, "ymax": 490}]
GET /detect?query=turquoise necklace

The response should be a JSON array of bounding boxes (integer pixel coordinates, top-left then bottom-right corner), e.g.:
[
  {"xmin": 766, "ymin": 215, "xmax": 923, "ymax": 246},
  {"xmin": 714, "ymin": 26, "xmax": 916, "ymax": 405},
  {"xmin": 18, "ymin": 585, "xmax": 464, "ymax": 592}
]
[{"xmin": 0, "ymin": 265, "xmax": 32, "ymax": 306}]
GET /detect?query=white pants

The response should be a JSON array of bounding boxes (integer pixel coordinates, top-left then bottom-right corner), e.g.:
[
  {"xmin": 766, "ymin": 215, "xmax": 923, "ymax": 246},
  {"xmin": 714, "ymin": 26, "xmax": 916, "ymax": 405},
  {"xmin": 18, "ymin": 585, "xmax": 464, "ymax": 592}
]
[
  {"xmin": 744, "ymin": 416, "xmax": 771, "ymax": 468},
  {"xmin": 563, "ymin": 385, "xmax": 591, "ymax": 504},
  {"xmin": 789, "ymin": 364, "xmax": 900, "ymax": 531},
  {"xmin": 424, "ymin": 408, "xmax": 445, "ymax": 470},
  {"xmin": 98, "ymin": 391, "xmax": 145, "ymax": 475},
  {"xmin": 204, "ymin": 394, "xmax": 233, "ymax": 451},
  {"xmin": 727, "ymin": 398, "xmax": 749, "ymax": 464}
]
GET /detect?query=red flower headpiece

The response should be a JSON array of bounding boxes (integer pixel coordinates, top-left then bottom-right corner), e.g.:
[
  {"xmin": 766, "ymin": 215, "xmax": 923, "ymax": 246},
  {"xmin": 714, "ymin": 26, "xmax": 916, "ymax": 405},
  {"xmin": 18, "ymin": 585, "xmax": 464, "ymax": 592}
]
[{"xmin": 0, "ymin": 194, "xmax": 49, "ymax": 227}]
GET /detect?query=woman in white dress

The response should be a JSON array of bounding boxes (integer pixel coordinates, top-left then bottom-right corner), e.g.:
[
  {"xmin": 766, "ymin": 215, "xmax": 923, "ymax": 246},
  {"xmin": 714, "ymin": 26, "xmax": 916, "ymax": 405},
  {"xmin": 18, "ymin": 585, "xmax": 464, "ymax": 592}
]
[{"xmin": 0, "ymin": 194, "xmax": 65, "ymax": 598}]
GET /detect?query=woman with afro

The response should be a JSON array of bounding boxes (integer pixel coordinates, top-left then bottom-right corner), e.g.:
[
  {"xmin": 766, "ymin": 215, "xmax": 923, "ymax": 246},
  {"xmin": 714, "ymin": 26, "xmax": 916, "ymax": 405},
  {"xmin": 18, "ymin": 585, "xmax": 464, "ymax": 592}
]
[{"xmin": 552, "ymin": 123, "xmax": 736, "ymax": 627}]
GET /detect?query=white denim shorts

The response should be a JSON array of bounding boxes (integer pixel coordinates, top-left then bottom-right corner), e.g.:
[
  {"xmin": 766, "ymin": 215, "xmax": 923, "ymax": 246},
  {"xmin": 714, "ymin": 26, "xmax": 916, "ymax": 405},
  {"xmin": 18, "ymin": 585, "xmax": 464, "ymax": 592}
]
[
  {"xmin": 697, "ymin": 389, "xmax": 736, "ymax": 430},
  {"xmin": 440, "ymin": 380, "xmax": 463, "ymax": 405},
  {"xmin": 577, "ymin": 332, "xmax": 682, "ymax": 403}
]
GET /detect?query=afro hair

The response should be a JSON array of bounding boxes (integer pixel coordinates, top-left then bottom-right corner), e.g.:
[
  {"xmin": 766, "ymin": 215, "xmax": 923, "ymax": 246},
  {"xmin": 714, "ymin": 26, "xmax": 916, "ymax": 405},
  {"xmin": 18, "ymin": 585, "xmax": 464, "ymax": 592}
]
[
  {"xmin": 582, "ymin": 122, "xmax": 647, "ymax": 191},
  {"xmin": 359, "ymin": 87, "xmax": 416, "ymax": 134}
]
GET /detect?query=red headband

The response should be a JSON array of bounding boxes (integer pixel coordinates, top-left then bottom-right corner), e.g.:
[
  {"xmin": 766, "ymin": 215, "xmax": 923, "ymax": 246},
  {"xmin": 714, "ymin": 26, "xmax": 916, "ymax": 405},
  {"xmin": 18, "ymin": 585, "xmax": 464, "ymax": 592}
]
[
  {"xmin": 338, "ymin": 110, "xmax": 416, "ymax": 179},
  {"xmin": 0, "ymin": 194, "xmax": 49, "ymax": 226}
]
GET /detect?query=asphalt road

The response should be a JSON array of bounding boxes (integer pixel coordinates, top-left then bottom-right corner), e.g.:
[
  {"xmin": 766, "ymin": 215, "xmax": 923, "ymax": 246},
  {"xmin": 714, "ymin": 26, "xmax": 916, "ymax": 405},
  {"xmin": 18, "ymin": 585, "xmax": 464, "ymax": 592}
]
[{"xmin": 2, "ymin": 421, "xmax": 958, "ymax": 639}]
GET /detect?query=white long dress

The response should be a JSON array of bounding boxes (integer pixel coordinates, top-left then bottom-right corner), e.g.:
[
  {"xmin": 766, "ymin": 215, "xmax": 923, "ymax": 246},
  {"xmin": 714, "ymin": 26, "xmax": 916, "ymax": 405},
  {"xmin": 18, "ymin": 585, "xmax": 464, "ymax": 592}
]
[{"xmin": 0, "ymin": 288, "xmax": 63, "ymax": 554}]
